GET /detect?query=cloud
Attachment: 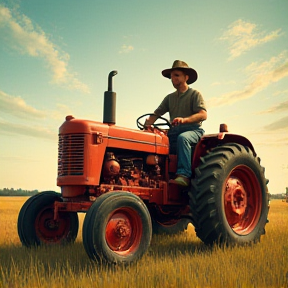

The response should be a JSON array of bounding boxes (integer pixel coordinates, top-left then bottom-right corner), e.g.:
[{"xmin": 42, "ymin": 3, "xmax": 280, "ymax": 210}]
[
  {"xmin": 264, "ymin": 115, "xmax": 288, "ymax": 131},
  {"xmin": 0, "ymin": 89, "xmax": 74, "ymax": 123},
  {"xmin": 220, "ymin": 19, "xmax": 282, "ymax": 60},
  {"xmin": 273, "ymin": 89, "xmax": 288, "ymax": 96},
  {"xmin": 0, "ymin": 119, "xmax": 56, "ymax": 140},
  {"xmin": 207, "ymin": 51, "xmax": 288, "ymax": 107},
  {"xmin": 0, "ymin": 4, "xmax": 89, "ymax": 93},
  {"xmin": 258, "ymin": 100, "xmax": 288, "ymax": 114},
  {"xmin": 0, "ymin": 89, "xmax": 68, "ymax": 139},
  {"xmin": 211, "ymin": 82, "xmax": 221, "ymax": 86},
  {"xmin": 0, "ymin": 90, "xmax": 47, "ymax": 119},
  {"xmin": 119, "ymin": 44, "xmax": 134, "ymax": 54}
]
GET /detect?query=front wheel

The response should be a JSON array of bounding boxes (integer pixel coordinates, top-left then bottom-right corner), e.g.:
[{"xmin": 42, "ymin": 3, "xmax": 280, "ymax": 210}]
[
  {"xmin": 190, "ymin": 143, "xmax": 269, "ymax": 245},
  {"xmin": 82, "ymin": 192, "xmax": 152, "ymax": 265},
  {"xmin": 17, "ymin": 191, "xmax": 79, "ymax": 247}
]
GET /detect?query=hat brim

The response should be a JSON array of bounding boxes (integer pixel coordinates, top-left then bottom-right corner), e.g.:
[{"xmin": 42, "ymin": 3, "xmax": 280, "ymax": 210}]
[{"xmin": 162, "ymin": 67, "xmax": 198, "ymax": 84}]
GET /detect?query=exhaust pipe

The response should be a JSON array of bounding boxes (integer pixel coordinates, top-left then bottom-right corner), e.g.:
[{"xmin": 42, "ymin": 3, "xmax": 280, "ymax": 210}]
[{"xmin": 103, "ymin": 70, "xmax": 118, "ymax": 124}]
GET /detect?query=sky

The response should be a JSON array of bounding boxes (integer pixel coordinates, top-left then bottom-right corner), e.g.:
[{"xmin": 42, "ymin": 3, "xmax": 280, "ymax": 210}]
[{"xmin": 0, "ymin": 0, "xmax": 287, "ymax": 194}]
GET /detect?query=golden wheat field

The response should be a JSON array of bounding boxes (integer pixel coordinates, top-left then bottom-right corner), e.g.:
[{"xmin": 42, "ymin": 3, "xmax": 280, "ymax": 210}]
[{"xmin": 0, "ymin": 196, "xmax": 287, "ymax": 288}]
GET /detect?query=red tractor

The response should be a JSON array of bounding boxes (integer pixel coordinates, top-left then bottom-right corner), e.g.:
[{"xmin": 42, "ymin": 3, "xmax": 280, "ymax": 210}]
[{"xmin": 17, "ymin": 71, "xmax": 269, "ymax": 265}]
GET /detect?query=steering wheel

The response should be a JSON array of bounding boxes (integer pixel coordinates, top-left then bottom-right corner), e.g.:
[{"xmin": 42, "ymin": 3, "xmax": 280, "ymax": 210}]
[{"xmin": 136, "ymin": 113, "xmax": 171, "ymax": 132}]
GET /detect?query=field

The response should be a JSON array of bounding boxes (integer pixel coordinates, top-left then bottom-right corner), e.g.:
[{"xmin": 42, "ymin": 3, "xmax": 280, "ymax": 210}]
[{"xmin": 0, "ymin": 197, "xmax": 287, "ymax": 288}]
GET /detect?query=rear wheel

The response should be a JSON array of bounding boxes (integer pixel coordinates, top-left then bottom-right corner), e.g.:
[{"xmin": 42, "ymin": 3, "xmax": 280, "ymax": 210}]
[
  {"xmin": 189, "ymin": 143, "xmax": 269, "ymax": 245},
  {"xmin": 83, "ymin": 192, "xmax": 152, "ymax": 265},
  {"xmin": 17, "ymin": 191, "xmax": 79, "ymax": 246}
]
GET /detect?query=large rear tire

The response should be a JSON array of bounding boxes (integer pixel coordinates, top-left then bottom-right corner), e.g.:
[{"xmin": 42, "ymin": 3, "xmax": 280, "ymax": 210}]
[
  {"xmin": 83, "ymin": 192, "xmax": 152, "ymax": 265},
  {"xmin": 17, "ymin": 191, "xmax": 79, "ymax": 246},
  {"xmin": 189, "ymin": 143, "xmax": 269, "ymax": 245}
]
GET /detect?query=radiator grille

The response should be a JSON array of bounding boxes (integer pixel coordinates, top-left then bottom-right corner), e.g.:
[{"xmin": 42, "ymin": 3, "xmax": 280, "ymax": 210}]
[{"xmin": 58, "ymin": 134, "xmax": 85, "ymax": 176}]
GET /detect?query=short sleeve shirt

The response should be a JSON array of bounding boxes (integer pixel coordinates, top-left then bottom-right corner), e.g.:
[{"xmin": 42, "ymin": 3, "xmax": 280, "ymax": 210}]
[{"xmin": 154, "ymin": 88, "xmax": 206, "ymax": 124}]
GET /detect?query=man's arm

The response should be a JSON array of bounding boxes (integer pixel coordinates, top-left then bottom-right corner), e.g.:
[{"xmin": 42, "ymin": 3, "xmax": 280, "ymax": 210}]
[
  {"xmin": 144, "ymin": 114, "xmax": 159, "ymax": 128},
  {"xmin": 172, "ymin": 109, "xmax": 207, "ymax": 126}
]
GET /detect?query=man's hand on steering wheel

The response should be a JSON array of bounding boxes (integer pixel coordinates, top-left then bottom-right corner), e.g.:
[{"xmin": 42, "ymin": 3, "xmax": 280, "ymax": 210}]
[{"xmin": 136, "ymin": 113, "xmax": 171, "ymax": 132}]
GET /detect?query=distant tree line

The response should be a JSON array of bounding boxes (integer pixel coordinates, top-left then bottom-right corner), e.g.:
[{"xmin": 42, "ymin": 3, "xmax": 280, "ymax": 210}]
[
  {"xmin": 270, "ymin": 193, "xmax": 285, "ymax": 199},
  {"xmin": 0, "ymin": 188, "xmax": 39, "ymax": 196},
  {"xmin": 269, "ymin": 188, "xmax": 288, "ymax": 200}
]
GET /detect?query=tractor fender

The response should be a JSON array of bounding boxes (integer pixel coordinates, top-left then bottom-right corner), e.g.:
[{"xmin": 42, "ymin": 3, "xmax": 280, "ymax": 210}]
[{"xmin": 192, "ymin": 132, "xmax": 256, "ymax": 170}]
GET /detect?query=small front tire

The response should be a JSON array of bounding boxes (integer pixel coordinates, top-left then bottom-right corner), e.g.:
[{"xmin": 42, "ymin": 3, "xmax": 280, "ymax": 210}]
[{"xmin": 83, "ymin": 192, "xmax": 152, "ymax": 265}]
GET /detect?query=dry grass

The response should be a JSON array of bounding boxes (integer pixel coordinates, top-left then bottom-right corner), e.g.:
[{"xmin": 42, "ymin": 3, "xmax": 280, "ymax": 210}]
[{"xmin": 0, "ymin": 196, "xmax": 287, "ymax": 288}]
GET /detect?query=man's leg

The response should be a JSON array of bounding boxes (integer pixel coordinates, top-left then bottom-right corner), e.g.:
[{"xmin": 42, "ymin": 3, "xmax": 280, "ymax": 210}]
[{"xmin": 176, "ymin": 130, "xmax": 203, "ymax": 178}]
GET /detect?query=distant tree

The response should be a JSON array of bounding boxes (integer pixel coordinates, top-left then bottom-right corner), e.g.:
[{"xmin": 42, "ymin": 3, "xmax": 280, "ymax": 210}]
[{"xmin": 0, "ymin": 188, "xmax": 39, "ymax": 196}]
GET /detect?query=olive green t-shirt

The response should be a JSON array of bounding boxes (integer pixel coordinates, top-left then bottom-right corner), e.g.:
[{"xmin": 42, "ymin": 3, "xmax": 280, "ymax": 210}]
[{"xmin": 154, "ymin": 88, "xmax": 206, "ymax": 125}]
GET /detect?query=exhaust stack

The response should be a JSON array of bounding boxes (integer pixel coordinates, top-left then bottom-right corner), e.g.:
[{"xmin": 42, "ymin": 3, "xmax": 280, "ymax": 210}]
[{"xmin": 103, "ymin": 70, "xmax": 118, "ymax": 124}]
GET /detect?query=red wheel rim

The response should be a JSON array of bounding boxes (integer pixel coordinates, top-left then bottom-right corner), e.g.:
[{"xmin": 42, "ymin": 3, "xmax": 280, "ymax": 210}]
[
  {"xmin": 224, "ymin": 165, "xmax": 262, "ymax": 235},
  {"xmin": 105, "ymin": 208, "xmax": 142, "ymax": 255},
  {"xmin": 35, "ymin": 206, "xmax": 71, "ymax": 243}
]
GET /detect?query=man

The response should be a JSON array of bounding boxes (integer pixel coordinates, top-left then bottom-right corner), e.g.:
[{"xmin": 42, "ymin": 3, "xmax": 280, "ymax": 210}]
[{"xmin": 145, "ymin": 60, "xmax": 207, "ymax": 186}]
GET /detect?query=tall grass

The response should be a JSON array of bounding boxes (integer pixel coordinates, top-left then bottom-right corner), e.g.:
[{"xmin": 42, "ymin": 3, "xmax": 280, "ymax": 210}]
[{"xmin": 0, "ymin": 197, "xmax": 287, "ymax": 288}]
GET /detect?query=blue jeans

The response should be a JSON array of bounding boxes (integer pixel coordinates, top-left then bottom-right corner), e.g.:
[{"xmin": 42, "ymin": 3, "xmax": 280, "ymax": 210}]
[{"xmin": 168, "ymin": 125, "xmax": 204, "ymax": 178}]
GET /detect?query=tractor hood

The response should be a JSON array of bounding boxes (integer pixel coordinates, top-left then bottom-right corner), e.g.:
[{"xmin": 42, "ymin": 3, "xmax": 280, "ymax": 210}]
[{"xmin": 58, "ymin": 115, "xmax": 169, "ymax": 155}]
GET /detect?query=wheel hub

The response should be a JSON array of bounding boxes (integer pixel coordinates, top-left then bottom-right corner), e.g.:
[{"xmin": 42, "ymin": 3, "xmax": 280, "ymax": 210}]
[
  {"xmin": 45, "ymin": 219, "xmax": 59, "ymax": 230},
  {"xmin": 106, "ymin": 212, "xmax": 134, "ymax": 251},
  {"xmin": 36, "ymin": 208, "xmax": 70, "ymax": 242},
  {"xmin": 115, "ymin": 219, "xmax": 131, "ymax": 238},
  {"xmin": 224, "ymin": 177, "xmax": 248, "ymax": 226}
]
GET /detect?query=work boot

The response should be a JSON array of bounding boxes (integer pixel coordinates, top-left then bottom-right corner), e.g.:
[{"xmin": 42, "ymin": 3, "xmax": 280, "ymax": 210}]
[{"xmin": 169, "ymin": 175, "xmax": 190, "ymax": 187}]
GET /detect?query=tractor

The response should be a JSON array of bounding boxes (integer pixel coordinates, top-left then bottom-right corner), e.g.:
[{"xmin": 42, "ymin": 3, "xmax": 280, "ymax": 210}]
[{"xmin": 17, "ymin": 71, "xmax": 269, "ymax": 265}]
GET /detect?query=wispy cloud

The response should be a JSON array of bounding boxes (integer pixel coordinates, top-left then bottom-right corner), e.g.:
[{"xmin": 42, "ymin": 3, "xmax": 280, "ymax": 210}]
[
  {"xmin": 0, "ymin": 4, "xmax": 89, "ymax": 93},
  {"xmin": 254, "ymin": 95, "xmax": 288, "ymax": 133},
  {"xmin": 264, "ymin": 115, "xmax": 288, "ymax": 131},
  {"xmin": 258, "ymin": 100, "xmax": 288, "ymax": 114},
  {"xmin": 0, "ymin": 89, "xmax": 75, "ymax": 123},
  {"xmin": 273, "ymin": 89, "xmax": 288, "ymax": 96},
  {"xmin": 207, "ymin": 51, "xmax": 288, "ymax": 107},
  {"xmin": 0, "ymin": 119, "xmax": 56, "ymax": 140},
  {"xmin": 0, "ymin": 89, "xmax": 71, "ymax": 139},
  {"xmin": 0, "ymin": 90, "xmax": 47, "ymax": 119},
  {"xmin": 220, "ymin": 19, "xmax": 282, "ymax": 60},
  {"xmin": 119, "ymin": 44, "xmax": 134, "ymax": 54}
]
